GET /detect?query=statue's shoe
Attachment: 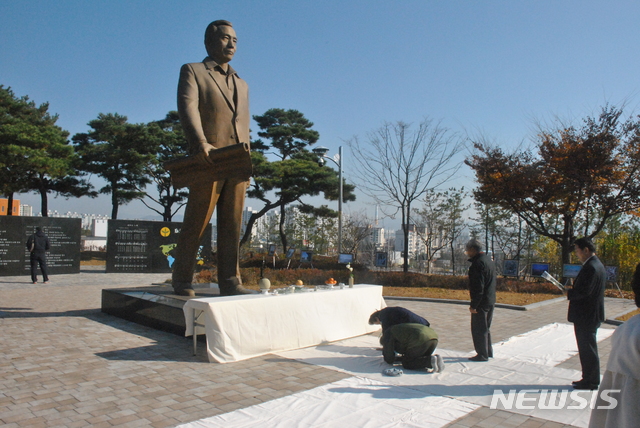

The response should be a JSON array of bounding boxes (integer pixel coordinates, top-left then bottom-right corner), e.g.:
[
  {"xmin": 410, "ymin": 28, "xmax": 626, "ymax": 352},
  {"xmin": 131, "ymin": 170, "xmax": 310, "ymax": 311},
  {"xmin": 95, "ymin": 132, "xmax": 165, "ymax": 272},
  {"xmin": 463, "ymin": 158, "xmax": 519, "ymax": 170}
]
[
  {"xmin": 220, "ymin": 286, "xmax": 257, "ymax": 296},
  {"xmin": 174, "ymin": 288, "xmax": 196, "ymax": 297}
]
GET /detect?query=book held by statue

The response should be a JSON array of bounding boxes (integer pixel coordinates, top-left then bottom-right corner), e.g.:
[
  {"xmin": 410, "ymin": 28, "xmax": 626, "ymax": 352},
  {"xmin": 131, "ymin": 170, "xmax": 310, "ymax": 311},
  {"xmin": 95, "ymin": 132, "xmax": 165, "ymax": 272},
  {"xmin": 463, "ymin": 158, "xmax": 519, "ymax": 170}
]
[{"xmin": 164, "ymin": 143, "xmax": 252, "ymax": 188}]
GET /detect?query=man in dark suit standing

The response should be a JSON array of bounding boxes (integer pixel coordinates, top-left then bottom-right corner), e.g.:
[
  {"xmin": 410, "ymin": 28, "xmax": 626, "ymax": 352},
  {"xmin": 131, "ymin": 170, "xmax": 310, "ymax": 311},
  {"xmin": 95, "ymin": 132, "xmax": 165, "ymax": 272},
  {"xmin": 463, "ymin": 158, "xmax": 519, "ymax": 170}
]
[
  {"xmin": 466, "ymin": 239, "xmax": 497, "ymax": 362},
  {"xmin": 172, "ymin": 20, "xmax": 251, "ymax": 296},
  {"xmin": 568, "ymin": 237, "xmax": 606, "ymax": 390}
]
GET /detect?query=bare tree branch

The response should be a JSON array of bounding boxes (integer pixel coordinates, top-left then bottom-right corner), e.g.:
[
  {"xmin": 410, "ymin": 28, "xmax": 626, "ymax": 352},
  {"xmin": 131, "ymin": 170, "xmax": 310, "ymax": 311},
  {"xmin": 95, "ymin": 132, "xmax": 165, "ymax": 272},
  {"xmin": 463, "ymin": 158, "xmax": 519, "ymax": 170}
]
[{"xmin": 348, "ymin": 118, "xmax": 466, "ymax": 272}]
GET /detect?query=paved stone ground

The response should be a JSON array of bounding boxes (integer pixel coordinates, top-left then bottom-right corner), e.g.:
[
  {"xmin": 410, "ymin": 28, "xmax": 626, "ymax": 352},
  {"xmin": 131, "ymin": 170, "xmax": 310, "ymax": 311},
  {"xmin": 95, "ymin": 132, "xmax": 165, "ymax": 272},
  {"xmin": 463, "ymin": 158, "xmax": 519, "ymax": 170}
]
[{"xmin": 0, "ymin": 269, "xmax": 636, "ymax": 428}]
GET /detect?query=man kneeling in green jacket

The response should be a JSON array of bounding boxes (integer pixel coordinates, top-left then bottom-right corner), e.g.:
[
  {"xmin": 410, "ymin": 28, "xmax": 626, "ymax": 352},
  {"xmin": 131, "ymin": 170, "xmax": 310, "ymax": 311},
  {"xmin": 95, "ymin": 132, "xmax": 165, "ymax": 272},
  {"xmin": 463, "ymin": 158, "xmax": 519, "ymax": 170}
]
[{"xmin": 381, "ymin": 323, "xmax": 444, "ymax": 372}]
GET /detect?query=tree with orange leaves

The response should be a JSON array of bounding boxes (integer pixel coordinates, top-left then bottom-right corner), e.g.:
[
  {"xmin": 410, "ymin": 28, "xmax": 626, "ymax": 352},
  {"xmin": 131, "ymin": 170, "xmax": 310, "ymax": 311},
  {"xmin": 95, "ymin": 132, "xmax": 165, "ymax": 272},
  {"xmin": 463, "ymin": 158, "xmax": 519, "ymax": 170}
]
[{"xmin": 466, "ymin": 105, "xmax": 640, "ymax": 267}]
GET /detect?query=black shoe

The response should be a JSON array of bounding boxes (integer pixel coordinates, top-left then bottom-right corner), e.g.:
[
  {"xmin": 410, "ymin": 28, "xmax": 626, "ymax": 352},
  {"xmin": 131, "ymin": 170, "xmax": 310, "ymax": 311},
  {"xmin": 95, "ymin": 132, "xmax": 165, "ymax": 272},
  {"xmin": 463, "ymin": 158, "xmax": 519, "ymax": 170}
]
[
  {"xmin": 468, "ymin": 355, "xmax": 489, "ymax": 362},
  {"xmin": 572, "ymin": 381, "xmax": 599, "ymax": 390},
  {"xmin": 571, "ymin": 379, "xmax": 583, "ymax": 386}
]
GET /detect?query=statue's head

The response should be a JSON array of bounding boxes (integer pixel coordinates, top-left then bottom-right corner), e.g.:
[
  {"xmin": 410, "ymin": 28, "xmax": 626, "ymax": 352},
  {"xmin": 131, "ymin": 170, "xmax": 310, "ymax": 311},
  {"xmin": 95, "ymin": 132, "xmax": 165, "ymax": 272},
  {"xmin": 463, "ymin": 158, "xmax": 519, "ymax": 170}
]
[{"xmin": 204, "ymin": 20, "xmax": 236, "ymax": 65}]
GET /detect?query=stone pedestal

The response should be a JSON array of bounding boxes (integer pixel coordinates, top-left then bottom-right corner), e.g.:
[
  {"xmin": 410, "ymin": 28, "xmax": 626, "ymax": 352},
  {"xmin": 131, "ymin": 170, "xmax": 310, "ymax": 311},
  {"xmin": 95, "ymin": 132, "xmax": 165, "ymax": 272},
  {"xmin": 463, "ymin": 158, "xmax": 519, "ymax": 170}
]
[{"xmin": 101, "ymin": 285, "xmax": 220, "ymax": 336}]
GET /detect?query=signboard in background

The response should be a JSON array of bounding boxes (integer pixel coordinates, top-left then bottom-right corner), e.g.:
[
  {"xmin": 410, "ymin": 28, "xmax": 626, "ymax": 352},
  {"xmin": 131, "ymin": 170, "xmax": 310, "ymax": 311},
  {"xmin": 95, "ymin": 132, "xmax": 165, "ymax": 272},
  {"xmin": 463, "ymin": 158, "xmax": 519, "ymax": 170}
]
[
  {"xmin": 0, "ymin": 216, "xmax": 81, "ymax": 276},
  {"xmin": 106, "ymin": 220, "xmax": 212, "ymax": 273},
  {"xmin": 562, "ymin": 264, "xmax": 582, "ymax": 278},
  {"xmin": 375, "ymin": 252, "xmax": 388, "ymax": 267},
  {"xmin": 338, "ymin": 253, "xmax": 353, "ymax": 264},
  {"xmin": 561, "ymin": 264, "xmax": 618, "ymax": 282},
  {"xmin": 605, "ymin": 265, "xmax": 618, "ymax": 282},
  {"xmin": 503, "ymin": 260, "xmax": 519, "ymax": 277},
  {"xmin": 267, "ymin": 244, "xmax": 276, "ymax": 257},
  {"xmin": 285, "ymin": 247, "xmax": 295, "ymax": 259},
  {"xmin": 530, "ymin": 262, "xmax": 550, "ymax": 277},
  {"xmin": 300, "ymin": 250, "xmax": 313, "ymax": 263}
]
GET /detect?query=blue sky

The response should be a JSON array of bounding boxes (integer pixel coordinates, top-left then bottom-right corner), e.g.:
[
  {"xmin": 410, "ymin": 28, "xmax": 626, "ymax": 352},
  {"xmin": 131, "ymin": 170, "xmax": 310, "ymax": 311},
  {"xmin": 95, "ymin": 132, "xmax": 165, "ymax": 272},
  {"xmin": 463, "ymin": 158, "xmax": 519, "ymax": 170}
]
[{"xmin": 2, "ymin": 1, "xmax": 640, "ymax": 227}]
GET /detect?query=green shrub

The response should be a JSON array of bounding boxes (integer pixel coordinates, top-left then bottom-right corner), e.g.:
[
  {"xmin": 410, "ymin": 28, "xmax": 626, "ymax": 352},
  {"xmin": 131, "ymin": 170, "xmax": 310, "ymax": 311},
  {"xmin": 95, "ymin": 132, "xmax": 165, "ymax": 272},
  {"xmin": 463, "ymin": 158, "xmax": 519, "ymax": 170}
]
[
  {"xmin": 196, "ymin": 262, "xmax": 562, "ymax": 295},
  {"xmin": 239, "ymin": 253, "xmax": 367, "ymax": 272}
]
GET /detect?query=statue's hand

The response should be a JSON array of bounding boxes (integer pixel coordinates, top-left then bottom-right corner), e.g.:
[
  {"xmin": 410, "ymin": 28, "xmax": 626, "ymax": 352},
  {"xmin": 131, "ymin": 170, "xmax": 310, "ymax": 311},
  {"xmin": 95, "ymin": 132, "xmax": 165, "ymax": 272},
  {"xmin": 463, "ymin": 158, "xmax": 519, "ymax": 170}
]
[{"xmin": 199, "ymin": 143, "xmax": 216, "ymax": 163}]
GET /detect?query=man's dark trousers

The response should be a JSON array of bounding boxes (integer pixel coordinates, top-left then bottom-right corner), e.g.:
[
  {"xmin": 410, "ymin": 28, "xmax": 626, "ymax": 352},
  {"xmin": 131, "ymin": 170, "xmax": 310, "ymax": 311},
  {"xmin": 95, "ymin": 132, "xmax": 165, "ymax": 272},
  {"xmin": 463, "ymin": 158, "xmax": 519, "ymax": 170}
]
[
  {"xmin": 471, "ymin": 305, "xmax": 494, "ymax": 360},
  {"xmin": 402, "ymin": 338, "xmax": 439, "ymax": 370},
  {"xmin": 30, "ymin": 251, "xmax": 49, "ymax": 283},
  {"xmin": 574, "ymin": 322, "xmax": 600, "ymax": 385}
]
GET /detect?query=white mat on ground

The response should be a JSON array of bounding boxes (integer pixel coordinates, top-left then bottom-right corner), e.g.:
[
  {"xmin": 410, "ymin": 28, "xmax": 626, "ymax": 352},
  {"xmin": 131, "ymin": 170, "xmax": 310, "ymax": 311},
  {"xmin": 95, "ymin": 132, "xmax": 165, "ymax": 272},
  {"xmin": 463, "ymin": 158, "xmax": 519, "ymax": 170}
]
[
  {"xmin": 180, "ymin": 323, "xmax": 614, "ymax": 428},
  {"xmin": 273, "ymin": 323, "xmax": 615, "ymax": 427},
  {"xmin": 493, "ymin": 322, "xmax": 614, "ymax": 366},
  {"xmin": 175, "ymin": 376, "xmax": 479, "ymax": 428}
]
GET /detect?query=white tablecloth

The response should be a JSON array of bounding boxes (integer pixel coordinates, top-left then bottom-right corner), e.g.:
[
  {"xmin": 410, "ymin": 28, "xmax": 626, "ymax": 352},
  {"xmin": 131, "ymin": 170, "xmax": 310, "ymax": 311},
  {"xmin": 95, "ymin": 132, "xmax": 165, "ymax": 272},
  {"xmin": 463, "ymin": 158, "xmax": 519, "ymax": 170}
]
[{"xmin": 183, "ymin": 284, "xmax": 385, "ymax": 363}]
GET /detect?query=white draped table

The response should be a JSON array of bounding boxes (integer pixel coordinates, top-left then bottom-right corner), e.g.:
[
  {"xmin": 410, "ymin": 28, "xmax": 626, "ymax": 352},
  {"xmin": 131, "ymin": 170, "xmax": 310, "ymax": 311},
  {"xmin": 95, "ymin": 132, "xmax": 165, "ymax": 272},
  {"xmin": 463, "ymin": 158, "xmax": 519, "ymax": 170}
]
[{"xmin": 183, "ymin": 284, "xmax": 386, "ymax": 363}]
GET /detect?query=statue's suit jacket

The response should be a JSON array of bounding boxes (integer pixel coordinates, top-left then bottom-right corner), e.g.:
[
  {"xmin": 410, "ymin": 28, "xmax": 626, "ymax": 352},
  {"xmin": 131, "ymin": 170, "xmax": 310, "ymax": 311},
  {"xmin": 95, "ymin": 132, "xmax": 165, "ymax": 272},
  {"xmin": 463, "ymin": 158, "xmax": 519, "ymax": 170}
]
[
  {"xmin": 178, "ymin": 57, "xmax": 250, "ymax": 152},
  {"xmin": 172, "ymin": 57, "xmax": 250, "ymax": 290}
]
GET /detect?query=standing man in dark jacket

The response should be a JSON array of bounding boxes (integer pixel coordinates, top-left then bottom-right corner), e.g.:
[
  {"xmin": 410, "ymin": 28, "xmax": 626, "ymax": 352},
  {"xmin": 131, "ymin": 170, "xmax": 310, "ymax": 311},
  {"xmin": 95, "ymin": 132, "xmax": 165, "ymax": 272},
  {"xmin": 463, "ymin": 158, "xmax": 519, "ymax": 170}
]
[
  {"xmin": 568, "ymin": 237, "xmax": 606, "ymax": 390},
  {"xmin": 26, "ymin": 227, "xmax": 50, "ymax": 284},
  {"xmin": 466, "ymin": 239, "xmax": 497, "ymax": 362}
]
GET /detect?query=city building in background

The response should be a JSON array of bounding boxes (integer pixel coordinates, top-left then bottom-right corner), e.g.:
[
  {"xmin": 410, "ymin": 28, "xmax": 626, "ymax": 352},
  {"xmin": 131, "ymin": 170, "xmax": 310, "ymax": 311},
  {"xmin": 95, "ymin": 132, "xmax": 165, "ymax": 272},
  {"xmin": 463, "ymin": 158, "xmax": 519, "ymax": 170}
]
[
  {"xmin": 82, "ymin": 219, "xmax": 108, "ymax": 250},
  {"xmin": 20, "ymin": 204, "xmax": 32, "ymax": 216},
  {"xmin": 0, "ymin": 199, "xmax": 20, "ymax": 216},
  {"xmin": 394, "ymin": 224, "xmax": 424, "ymax": 259}
]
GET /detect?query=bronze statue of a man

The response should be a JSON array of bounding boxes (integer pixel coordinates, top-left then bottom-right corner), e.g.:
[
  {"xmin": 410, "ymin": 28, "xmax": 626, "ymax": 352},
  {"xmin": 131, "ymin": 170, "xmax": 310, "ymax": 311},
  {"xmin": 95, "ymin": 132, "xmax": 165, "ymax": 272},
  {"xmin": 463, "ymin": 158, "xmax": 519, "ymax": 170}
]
[{"xmin": 172, "ymin": 20, "xmax": 251, "ymax": 296}]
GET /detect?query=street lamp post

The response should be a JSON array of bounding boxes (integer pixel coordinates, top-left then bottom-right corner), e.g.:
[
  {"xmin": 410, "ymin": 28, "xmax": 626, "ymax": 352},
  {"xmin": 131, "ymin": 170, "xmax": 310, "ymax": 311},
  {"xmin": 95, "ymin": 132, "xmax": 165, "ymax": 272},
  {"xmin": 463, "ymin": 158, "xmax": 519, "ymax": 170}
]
[{"xmin": 313, "ymin": 145, "xmax": 343, "ymax": 254}]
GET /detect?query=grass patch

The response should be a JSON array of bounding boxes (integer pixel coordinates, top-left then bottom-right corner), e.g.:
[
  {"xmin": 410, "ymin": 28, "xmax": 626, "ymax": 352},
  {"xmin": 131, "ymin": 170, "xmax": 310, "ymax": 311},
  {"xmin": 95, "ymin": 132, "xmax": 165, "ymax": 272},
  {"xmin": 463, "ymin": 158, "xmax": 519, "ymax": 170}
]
[
  {"xmin": 616, "ymin": 308, "xmax": 640, "ymax": 322},
  {"xmin": 382, "ymin": 286, "xmax": 560, "ymax": 306},
  {"xmin": 80, "ymin": 259, "xmax": 106, "ymax": 266}
]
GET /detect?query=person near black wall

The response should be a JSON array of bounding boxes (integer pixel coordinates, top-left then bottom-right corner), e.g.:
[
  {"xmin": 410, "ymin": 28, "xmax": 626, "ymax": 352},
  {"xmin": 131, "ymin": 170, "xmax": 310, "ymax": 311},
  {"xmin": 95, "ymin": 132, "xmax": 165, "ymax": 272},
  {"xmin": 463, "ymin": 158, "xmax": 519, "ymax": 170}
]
[{"xmin": 26, "ymin": 227, "xmax": 50, "ymax": 284}]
